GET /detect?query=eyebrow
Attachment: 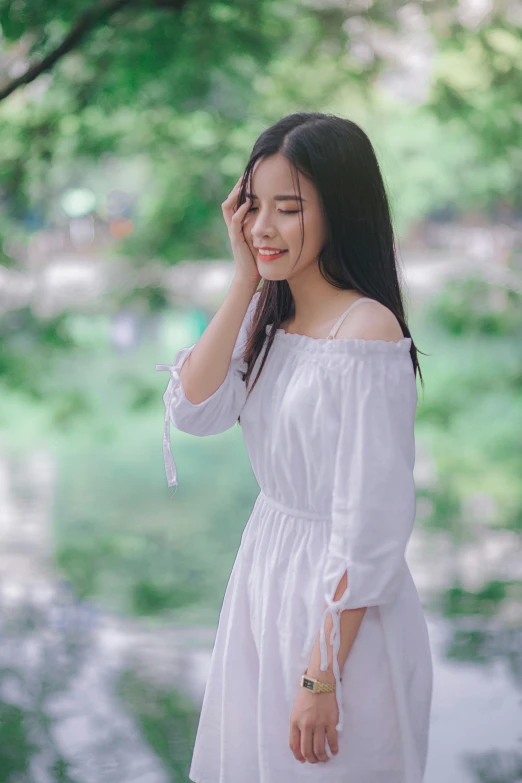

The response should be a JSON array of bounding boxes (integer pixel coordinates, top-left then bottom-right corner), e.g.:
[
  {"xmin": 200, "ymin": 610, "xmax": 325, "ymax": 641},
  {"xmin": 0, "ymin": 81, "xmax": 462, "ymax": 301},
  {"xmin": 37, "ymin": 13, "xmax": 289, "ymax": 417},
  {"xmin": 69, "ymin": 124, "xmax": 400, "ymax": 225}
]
[{"xmin": 246, "ymin": 192, "xmax": 306, "ymax": 202}]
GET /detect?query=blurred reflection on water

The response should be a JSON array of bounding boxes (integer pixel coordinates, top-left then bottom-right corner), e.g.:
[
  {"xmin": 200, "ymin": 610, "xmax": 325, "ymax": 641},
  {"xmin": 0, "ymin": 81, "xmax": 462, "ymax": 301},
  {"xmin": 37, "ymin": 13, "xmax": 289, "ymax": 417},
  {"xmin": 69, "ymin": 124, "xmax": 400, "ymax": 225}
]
[
  {"xmin": 0, "ymin": 582, "xmax": 201, "ymax": 782},
  {"xmin": 1, "ymin": 480, "xmax": 521, "ymax": 782},
  {"xmin": 0, "ymin": 588, "xmax": 521, "ymax": 782},
  {"xmin": 426, "ymin": 617, "xmax": 522, "ymax": 783}
]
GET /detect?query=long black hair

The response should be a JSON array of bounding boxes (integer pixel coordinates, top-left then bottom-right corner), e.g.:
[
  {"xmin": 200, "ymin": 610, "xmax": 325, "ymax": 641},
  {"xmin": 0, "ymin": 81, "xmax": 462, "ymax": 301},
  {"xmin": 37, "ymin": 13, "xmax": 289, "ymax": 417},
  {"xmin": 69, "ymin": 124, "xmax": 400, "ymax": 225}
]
[{"xmin": 235, "ymin": 112, "xmax": 425, "ymax": 423}]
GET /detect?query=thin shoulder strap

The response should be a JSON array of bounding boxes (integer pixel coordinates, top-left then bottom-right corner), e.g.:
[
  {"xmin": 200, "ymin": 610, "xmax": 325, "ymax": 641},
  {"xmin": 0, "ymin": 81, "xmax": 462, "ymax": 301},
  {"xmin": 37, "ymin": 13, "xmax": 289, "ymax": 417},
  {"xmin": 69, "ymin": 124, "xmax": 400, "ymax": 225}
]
[{"xmin": 327, "ymin": 297, "xmax": 377, "ymax": 340}]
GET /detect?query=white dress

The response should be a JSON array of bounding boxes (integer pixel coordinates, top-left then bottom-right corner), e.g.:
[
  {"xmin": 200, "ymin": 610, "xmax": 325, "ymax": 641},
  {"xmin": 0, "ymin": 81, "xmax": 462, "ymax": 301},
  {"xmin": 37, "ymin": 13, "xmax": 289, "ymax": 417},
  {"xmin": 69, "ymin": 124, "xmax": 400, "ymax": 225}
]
[{"xmin": 156, "ymin": 292, "xmax": 433, "ymax": 783}]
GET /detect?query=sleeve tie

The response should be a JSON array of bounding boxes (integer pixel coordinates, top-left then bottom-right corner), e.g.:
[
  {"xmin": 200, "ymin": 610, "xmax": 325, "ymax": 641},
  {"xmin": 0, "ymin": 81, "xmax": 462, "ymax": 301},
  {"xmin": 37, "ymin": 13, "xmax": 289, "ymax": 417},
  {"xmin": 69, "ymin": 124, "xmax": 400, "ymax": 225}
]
[
  {"xmin": 319, "ymin": 595, "xmax": 346, "ymax": 732},
  {"xmin": 155, "ymin": 362, "xmax": 181, "ymax": 491}
]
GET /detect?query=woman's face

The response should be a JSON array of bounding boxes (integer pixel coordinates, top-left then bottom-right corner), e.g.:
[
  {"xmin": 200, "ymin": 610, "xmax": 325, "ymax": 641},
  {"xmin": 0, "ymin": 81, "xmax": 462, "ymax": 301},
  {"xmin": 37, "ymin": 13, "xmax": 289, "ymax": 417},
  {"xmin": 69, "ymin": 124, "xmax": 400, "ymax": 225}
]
[{"xmin": 242, "ymin": 153, "xmax": 328, "ymax": 282}]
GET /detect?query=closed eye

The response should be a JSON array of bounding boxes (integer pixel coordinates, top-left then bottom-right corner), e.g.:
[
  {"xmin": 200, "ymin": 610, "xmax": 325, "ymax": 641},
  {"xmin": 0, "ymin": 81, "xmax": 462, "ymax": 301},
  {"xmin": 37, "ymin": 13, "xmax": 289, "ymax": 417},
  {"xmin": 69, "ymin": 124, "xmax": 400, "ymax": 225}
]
[{"xmin": 247, "ymin": 207, "xmax": 300, "ymax": 214}]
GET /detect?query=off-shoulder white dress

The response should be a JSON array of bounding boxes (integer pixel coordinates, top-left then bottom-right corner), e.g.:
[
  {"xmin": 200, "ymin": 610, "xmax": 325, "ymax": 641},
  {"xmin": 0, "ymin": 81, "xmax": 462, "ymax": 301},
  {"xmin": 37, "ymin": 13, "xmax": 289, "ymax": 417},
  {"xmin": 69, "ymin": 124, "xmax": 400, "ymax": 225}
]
[{"xmin": 156, "ymin": 292, "xmax": 433, "ymax": 783}]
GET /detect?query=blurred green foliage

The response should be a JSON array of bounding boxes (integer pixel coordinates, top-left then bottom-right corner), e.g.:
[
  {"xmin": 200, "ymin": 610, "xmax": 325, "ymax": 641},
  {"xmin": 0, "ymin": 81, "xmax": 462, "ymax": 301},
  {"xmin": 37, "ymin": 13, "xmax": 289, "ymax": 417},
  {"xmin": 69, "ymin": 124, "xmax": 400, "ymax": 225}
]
[
  {"xmin": 433, "ymin": 277, "xmax": 522, "ymax": 336},
  {"xmin": 1, "ymin": 0, "xmax": 522, "ymax": 410},
  {"xmin": 442, "ymin": 580, "xmax": 521, "ymax": 617},
  {"xmin": 13, "ymin": 312, "xmax": 259, "ymax": 622},
  {"xmin": 465, "ymin": 749, "xmax": 522, "ymax": 783},
  {"xmin": 0, "ymin": 702, "xmax": 37, "ymax": 781},
  {"xmin": 416, "ymin": 277, "xmax": 522, "ymax": 537},
  {"xmin": 0, "ymin": 0, "xmax": 521, "ymax": 270}
]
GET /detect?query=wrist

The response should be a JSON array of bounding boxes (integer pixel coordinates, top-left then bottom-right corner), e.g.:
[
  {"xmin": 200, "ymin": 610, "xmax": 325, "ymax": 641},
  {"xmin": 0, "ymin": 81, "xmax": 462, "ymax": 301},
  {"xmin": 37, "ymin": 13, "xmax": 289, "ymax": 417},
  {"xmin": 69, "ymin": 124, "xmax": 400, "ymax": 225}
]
[
  {"xmin": 304, "ymin": 666, "xmax": 336, "ymax": 685},
  {"xmin": 231, "ymin": 274, "xmax": 260, "ymax": 292}
]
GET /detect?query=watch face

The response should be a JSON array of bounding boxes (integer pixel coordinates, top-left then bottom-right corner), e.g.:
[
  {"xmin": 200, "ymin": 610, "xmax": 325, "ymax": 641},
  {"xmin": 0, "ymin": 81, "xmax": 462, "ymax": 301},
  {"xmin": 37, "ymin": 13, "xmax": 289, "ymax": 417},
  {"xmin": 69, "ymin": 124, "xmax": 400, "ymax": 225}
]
[{"xmin": 302, "ymin": 677, "xmax": 314, "ymax": 691}]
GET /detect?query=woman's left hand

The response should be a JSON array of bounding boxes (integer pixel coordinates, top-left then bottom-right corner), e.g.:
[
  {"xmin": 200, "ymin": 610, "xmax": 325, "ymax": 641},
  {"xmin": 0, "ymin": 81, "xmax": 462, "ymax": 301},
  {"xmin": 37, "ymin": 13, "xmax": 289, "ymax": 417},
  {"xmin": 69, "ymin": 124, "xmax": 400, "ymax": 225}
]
[{"xmin": 289, "ymin": 680, "xmax": 339, "ymax": 764}]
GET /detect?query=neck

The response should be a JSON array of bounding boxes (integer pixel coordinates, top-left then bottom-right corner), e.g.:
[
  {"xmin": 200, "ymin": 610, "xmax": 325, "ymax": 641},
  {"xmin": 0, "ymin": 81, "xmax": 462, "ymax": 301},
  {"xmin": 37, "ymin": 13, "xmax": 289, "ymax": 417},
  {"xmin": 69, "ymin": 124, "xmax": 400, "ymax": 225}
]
[{"xmin": 285, "ymin": 264, "xmax": 358, "ymax": 328}]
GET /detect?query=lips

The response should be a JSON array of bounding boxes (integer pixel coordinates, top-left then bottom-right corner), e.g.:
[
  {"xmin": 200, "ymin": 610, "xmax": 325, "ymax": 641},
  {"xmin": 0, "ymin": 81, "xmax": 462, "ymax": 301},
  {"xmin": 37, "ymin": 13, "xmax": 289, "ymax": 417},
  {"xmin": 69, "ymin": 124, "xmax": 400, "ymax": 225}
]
[{"xmin": 257, "ymin": 248, "xmax": 288, "ymax": 261}]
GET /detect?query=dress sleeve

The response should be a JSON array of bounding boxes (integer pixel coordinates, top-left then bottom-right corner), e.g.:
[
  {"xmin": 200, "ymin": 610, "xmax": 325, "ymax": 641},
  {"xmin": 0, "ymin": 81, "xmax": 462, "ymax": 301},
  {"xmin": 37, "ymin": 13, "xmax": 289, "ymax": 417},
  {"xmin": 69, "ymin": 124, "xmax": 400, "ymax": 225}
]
[
  {"xmin": 319, "ymin": 351, "xmax": 417, "ymax": 731},
  {"xmin": 155, "ymin": 291, "xmax": 260, "ymax": 488}
]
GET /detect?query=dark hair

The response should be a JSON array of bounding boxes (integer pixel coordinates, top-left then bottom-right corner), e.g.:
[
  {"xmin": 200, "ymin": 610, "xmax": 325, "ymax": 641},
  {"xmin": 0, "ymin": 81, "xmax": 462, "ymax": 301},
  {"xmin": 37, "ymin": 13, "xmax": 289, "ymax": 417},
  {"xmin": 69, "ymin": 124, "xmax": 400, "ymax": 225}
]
[{"xmin": 236, "ymin": 112, "xmax": 425, "ymax": 424}]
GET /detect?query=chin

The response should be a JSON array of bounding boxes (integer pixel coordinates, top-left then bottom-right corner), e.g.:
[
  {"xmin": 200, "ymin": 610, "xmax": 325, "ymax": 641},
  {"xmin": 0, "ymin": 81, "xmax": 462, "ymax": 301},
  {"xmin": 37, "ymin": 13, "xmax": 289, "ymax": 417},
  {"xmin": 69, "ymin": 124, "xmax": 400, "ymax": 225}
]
[{"xmin": 259, "ymin": 268, "xmax": 290, "ymax": 282}]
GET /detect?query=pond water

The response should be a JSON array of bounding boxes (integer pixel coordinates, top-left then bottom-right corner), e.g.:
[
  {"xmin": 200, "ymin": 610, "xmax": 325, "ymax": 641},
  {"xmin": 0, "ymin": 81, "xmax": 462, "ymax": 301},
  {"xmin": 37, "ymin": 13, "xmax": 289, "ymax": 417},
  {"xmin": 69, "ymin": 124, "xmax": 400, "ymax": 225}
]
[{"xmin": 1, "ymin": 446, "xmax": 521, "ymax": 783}]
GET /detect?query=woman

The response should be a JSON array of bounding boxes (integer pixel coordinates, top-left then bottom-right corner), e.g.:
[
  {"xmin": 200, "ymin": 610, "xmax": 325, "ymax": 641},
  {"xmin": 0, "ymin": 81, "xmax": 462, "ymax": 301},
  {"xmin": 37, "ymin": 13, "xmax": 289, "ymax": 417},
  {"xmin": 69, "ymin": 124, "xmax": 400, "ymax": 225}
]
[{"xmin": 156, "ymin": 112, "xmax": 433, "ymax": 782}]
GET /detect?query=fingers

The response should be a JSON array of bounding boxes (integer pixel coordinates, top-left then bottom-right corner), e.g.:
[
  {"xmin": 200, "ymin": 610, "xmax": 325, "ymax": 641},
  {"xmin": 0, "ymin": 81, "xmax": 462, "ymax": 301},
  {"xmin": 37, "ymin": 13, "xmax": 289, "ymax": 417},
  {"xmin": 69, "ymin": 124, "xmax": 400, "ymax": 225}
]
[
  {"xmin": 289, "ymin": 723, "xmax": 305, "ymax": 763},
  {"xmin": 301, "ymin": 722, "xmax": 320, "ymax": 764},
  {"xmin": 221, "ymin": 176, "xmax": 250, "ymax": 232},
  {"xmin": 313, "ymin": 724, "xmax": 330, "ymax": 763},
  {"xmin": 326, "ymin": 723, "xmax": 339, "ymax": 757},
  {"xmin": 290, "ymin": 722, "xmax": 337, "ymax": 765},
  {"xmin": 231, "ymin": 197, "xmax": 251, "ymax": 222}
]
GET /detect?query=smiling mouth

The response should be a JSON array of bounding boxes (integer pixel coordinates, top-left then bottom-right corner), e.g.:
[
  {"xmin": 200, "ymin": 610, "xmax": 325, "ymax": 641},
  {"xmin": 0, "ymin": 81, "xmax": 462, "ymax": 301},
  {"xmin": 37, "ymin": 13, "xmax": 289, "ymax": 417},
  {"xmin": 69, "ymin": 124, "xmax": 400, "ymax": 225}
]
[{"xmin": 257, "ymin": 249, "xmax": 288, "ymax": 260}]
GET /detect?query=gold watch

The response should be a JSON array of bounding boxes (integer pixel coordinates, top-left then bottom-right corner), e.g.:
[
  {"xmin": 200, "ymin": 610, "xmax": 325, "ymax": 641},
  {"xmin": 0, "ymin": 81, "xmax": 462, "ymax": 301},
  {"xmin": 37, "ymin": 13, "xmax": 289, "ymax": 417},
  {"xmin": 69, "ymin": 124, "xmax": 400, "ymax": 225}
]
[{"xmin": 300, "ymin": 672, "xmax": 336, "ymax": 694}]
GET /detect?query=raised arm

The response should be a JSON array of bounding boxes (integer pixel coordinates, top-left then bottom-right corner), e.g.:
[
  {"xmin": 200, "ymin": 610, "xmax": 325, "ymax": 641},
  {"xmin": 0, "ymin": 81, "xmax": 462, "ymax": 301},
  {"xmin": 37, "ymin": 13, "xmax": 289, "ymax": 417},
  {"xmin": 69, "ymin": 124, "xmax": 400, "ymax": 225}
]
[
  {"xmin": 156, "ymin": 280, "xmax": 260, "ymax": 487},
  {"xmin": 176, "ymin": 277, "xmax": 259, "ymax": 406}
]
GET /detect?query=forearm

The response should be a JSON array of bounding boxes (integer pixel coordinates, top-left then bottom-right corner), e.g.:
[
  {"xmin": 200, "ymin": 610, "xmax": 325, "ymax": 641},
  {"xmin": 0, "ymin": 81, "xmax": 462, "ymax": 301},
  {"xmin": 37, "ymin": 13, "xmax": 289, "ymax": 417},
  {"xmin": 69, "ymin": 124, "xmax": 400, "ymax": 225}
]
[
  {"xmin": 306, "ymin": 571, "xmax": 367, "ymax": 680},
  {"xmin": 179, "ymin": 276, "xmax": 259, "ymax": 405}
]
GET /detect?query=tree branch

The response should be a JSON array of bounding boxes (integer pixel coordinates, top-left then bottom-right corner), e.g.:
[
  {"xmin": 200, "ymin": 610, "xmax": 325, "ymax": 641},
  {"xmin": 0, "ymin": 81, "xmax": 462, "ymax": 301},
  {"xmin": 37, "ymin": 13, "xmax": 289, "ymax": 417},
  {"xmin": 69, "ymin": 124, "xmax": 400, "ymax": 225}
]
[
  {"xmin": 0, "ymin": 0, "xmax": 192, "ymax": 103},
  {"xmin": 0, "ymin": 0, "xmax": 133, "ymax": 103}
]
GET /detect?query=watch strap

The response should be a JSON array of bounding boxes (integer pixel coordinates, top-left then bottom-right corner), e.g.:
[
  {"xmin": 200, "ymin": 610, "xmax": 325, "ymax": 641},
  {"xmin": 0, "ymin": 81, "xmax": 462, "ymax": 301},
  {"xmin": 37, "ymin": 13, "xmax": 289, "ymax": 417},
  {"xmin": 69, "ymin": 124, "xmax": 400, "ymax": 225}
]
[{"xmin": 300, "ymin": 673, "xmax": 336, "ymax": 693}]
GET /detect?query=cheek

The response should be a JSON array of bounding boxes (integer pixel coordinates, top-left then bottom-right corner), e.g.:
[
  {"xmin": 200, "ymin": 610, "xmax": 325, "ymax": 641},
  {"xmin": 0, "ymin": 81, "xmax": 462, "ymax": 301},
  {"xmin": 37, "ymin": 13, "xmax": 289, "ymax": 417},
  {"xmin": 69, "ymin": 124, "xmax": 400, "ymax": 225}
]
[
  {"xmin": 285, "ymin": 217, "xmax": 305, "ymax": 247},
  {"xmin": 295, "ymin": 213, "xmax": 325, "ymax": 254}
]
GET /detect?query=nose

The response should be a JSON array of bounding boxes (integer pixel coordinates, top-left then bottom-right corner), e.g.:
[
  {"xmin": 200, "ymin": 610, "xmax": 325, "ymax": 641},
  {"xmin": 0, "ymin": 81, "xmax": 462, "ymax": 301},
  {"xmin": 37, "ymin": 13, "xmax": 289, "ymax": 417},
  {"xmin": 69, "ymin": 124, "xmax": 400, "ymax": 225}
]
[{"xmin": 250, "ymin": 208, "xmax": 277, "ymax": 243}]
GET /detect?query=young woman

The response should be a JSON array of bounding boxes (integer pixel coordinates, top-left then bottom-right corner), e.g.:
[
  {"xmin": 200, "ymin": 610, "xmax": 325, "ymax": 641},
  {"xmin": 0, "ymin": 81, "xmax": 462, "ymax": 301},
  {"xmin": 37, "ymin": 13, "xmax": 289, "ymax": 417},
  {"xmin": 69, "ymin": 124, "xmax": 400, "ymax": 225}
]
[{"xmin": 156, "ymin": 112, "xmax": 433, "ymax": 782}]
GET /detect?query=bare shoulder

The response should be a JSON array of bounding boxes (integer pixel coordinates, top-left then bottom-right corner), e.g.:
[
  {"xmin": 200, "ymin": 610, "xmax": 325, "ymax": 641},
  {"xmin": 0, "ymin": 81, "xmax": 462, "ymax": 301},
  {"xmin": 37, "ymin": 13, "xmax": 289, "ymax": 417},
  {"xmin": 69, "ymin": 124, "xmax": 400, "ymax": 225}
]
[{"xmin": 336, "ymin": 299, "xmax": 404, "ymax": 342}]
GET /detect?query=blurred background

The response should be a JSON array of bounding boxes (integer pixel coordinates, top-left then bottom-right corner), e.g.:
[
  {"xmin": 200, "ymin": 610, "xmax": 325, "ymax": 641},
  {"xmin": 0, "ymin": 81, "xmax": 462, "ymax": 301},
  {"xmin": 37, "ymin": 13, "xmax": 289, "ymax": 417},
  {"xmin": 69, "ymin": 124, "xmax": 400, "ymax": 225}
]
[{"xmin": 0, "ymin": 0, "xmax": 521, "ymax": 781}]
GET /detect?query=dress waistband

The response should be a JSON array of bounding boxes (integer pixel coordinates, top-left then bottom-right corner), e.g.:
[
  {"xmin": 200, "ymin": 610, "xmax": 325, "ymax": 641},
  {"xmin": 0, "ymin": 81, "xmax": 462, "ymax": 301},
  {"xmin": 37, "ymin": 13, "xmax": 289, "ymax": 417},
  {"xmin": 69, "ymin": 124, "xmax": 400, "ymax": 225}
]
[{"xmin": 258, "ymin": 490, "xmax": 331, "ymax": 521}]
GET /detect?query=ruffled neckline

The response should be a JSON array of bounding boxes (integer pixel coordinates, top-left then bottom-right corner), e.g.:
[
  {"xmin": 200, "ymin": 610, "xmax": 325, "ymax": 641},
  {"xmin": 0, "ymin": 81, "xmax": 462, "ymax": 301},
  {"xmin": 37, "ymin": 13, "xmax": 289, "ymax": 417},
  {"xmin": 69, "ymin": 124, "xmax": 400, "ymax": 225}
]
[{"xmin": 265, "ymin": 324, "xmax": 412, "ymax": 356}]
